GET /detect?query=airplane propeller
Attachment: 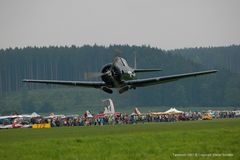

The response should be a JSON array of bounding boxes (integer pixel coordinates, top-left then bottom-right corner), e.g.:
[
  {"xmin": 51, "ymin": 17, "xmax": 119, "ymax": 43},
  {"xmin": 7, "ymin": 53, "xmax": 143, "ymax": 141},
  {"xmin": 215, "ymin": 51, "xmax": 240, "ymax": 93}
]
[
  {"xmin": 109, "ymin": 57, "xmax": 120, "ymax": 87},
  {"xmin": 83, "ymin": 56, "xmax": 118, "ymax": 81},
  {"xmin": 84, "ymin": 48, "xmax": 122, "ymax": 82},
  {"xmin": 84, "ymin": 72, "xmax": 103, "ymax": 80}
]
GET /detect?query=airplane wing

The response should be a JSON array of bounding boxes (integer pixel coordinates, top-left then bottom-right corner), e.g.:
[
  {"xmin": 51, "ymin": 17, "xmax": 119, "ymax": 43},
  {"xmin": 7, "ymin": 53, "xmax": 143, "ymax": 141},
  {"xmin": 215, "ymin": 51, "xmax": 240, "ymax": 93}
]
[
  {"xmin": 22, "ymin": 79, "xmax": 105, "ymax": 88},
  {"xmin": 125, "ymin": 70, "xmax": 217, "ymax": 87}
]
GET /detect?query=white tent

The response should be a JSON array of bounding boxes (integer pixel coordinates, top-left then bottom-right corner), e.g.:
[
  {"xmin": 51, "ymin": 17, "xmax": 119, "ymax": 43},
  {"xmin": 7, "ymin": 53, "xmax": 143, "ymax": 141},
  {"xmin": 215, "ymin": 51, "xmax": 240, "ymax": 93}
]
[
  {"xmin": 164, "ymin": 108, "xmax": 183, "ymax": 114},
  {"xmin": 31, "ymin": 112, "xmax": 40, "ymax": 117}
]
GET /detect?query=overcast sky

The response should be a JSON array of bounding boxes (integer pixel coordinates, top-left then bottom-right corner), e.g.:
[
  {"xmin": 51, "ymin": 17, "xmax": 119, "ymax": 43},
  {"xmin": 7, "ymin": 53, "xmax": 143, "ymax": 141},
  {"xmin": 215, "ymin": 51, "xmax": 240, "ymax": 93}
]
[{"xmin": 0, "ymin": 0, "xmax": 240, "ymax": 49}]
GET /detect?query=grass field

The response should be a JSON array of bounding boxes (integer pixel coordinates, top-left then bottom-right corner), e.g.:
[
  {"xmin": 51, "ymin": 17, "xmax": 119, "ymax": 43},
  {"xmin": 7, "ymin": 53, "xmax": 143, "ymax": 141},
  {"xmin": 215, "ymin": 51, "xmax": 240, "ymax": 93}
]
[{"xmin": 0, "ymin": 119, "xmax": 239, "ymax": 160}]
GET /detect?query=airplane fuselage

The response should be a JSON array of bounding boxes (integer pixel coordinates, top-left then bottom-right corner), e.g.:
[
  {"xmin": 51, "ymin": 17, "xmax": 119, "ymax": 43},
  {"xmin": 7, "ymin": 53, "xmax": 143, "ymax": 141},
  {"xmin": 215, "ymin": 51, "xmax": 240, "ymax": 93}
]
[{"xmin": 100, "ymin": 57, "xmax": 136, "ymax": 88}]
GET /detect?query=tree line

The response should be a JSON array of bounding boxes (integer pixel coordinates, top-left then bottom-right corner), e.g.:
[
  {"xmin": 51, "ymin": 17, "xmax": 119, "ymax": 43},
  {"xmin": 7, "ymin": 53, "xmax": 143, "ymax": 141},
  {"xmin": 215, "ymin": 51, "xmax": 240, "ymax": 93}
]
[{"xmin": 0, "ymin": 45, "xmax": 239, "ymax": 114}]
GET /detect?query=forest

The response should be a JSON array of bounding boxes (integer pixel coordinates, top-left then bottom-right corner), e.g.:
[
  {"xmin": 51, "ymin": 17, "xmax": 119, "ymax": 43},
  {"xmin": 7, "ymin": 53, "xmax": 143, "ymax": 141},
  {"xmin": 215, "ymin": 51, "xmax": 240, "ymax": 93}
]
[{"xmin": 0, "ymin": 45, "xmax": 239, "ymax": 114}]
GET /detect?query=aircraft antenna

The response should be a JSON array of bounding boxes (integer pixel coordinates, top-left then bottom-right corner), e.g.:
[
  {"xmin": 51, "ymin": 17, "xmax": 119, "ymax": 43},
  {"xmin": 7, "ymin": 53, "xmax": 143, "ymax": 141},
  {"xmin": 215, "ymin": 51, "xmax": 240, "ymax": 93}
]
[{"xmin": 134, "ymin": 51, "xmax": 137, "ymax": 69}]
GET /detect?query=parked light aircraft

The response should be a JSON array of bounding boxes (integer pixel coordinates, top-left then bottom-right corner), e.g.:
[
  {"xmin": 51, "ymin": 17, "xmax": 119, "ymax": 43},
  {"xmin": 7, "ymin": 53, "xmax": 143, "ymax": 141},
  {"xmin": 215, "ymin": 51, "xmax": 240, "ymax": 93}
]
[{"xmin": 22, "ymin": 57, "xmax": 217, "ymax": 94}]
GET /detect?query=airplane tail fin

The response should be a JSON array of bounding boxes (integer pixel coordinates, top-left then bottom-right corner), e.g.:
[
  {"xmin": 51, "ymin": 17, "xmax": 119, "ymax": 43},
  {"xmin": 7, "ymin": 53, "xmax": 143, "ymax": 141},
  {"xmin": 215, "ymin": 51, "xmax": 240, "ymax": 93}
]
[
  {"xmin": 133, "ymin": 51, "xmax": 162, "ymax": 73},
  {"xmin": 134, "ymin": 69, "xmax": 162, "ymax": 73}
]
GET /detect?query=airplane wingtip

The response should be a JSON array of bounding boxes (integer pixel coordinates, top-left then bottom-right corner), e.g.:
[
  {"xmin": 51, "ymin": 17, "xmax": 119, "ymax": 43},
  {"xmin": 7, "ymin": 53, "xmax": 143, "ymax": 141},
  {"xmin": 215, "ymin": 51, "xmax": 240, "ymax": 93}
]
[{"xmin": 22, "ymin": 79, "xmax": 28, "ymax": 82}]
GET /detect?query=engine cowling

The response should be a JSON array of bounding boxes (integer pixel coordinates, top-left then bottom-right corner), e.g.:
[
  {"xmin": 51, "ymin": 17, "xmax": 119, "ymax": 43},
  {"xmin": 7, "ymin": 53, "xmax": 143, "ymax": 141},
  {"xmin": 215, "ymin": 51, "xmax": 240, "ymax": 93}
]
[{"xmin": 101, "ymin": 64, "xmax": 121, "ymax": 85}]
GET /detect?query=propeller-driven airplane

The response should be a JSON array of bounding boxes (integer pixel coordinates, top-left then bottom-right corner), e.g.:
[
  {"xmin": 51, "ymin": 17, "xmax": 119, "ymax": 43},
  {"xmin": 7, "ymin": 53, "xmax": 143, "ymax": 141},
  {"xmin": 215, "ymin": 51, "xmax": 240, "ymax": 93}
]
[{"xmin": 22, "ymin": 57, "xmax": 217, "ymax": 94}]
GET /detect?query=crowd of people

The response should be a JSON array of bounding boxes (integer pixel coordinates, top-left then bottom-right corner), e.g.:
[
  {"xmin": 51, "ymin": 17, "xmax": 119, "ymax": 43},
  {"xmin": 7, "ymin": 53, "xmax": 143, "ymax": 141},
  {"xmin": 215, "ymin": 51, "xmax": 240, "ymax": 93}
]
[
  {"xmin": 41, "ymin": 110, "xmax": 239, "ymax": 127},
  {"xmin": 210, "ymin": 110, "xmax": 237, "ymax": 118},
  {"xmin": 1, "ymin": 109, "xmax": 239, "ymax": 129}
]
